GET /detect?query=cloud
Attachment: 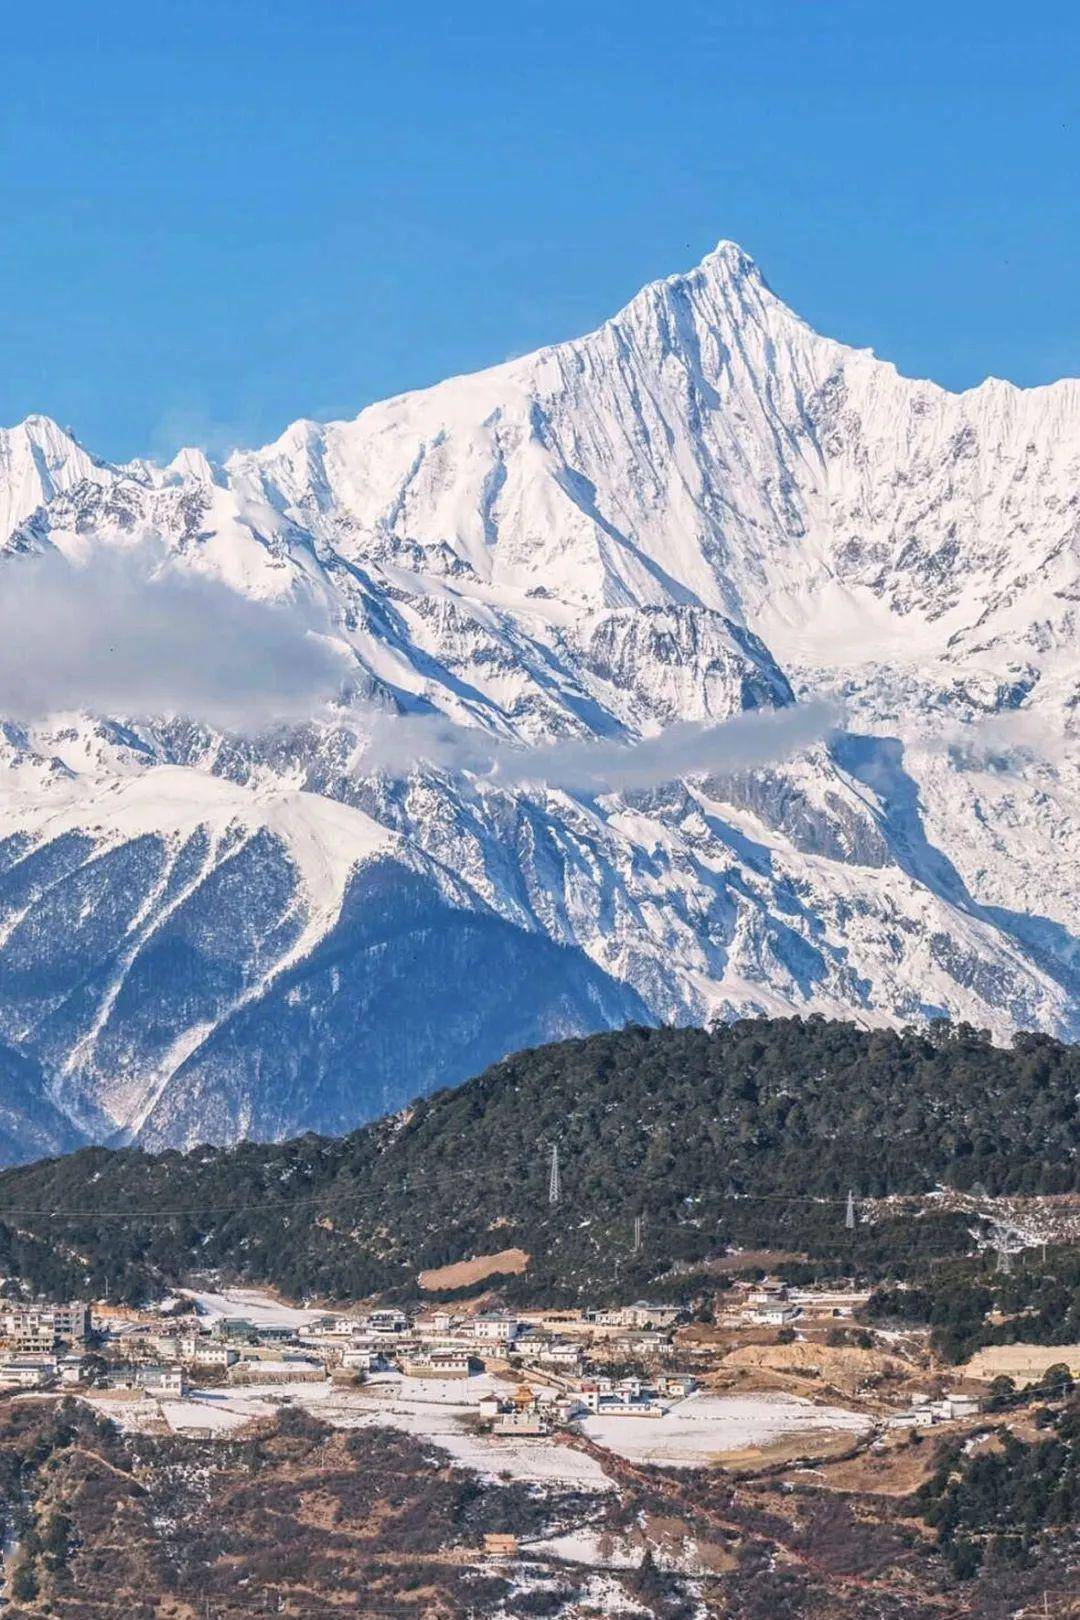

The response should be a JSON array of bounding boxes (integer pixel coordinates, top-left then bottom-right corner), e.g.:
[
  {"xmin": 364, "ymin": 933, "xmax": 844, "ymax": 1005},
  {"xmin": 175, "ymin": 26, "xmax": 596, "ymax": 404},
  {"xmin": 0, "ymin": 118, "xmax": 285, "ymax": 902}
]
[
  {"xmin": 358, "ymin": 711, "xmax": 509, "ymax": 778},
  {"xmin": 357, "ymin": 699, "xmax": 839, "ymax": 792},
  {"xmin": 0, "ymin": 544, "xmax": 351, "ymax": 728},
  {"xmin": 914, "ymin": 708, "xmax": 1070, "ymax": 773},
  {"xmin": 0, "ymin": 544, "xmax": 837, "ymax": 783},
  {"xmin": 148, "ymin": 404, "xmax": 252, "ymax": 465}
]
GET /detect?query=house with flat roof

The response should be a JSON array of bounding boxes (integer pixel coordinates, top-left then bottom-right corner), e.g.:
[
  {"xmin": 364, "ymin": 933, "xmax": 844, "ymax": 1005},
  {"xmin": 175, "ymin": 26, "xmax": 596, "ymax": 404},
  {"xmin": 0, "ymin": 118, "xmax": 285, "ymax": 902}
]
[
  {"xmin": 1, "ymin": 1303, "xmax": 89, "ymax": 1351},
  {"xmin": 228, "ymin": 1357, "xmax": 324, "ymax": 1385},
  {"xmin": 468, "ymin": 1313, "xmax": 521, "ymax": 1345},
  {"xmin": 136, "ymin": 1365, "xmax": 188, "ymax": 1397},
  {"xmin": 0, "ymin": 1356, "xmax": 57, "ymax": 1389},
  {"xmin": 401, "ymin": 1347, "xmax": 473, "ymax": 1379},
  {"xmin": 750, "ymin": 1301, "xmax": 801, "ymax": 1326},
  {"xmin": 493, "ymin": 1408, "xmax": 549, "ymax": 1436}
]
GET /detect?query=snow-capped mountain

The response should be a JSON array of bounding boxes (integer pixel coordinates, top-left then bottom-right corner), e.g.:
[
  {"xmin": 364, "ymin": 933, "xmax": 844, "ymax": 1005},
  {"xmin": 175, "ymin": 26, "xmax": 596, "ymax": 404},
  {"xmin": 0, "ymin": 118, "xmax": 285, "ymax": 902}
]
[{"xmin": 0, "ymin": 240, "xmax": 1076, "ymax": 1160}]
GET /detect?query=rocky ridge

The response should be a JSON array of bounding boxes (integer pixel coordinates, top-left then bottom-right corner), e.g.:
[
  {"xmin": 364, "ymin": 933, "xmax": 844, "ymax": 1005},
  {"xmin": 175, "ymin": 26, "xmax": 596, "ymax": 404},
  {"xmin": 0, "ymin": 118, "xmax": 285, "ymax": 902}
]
[{"xmin": 0, "ymin": 240, "xmax": 1075, "ymax": 1156}]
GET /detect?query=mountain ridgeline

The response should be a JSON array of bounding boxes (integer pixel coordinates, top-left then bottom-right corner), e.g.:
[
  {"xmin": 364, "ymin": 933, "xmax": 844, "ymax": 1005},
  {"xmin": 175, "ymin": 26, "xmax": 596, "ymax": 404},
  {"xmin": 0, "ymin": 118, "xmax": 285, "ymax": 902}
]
[
  {"xmin": 0, "ymin": 1018, "xmax": 1075, "ymax": 1307},
  {"xmin": 0, "ymin": 237, "xmax": 1078, "ymax": 1164}
]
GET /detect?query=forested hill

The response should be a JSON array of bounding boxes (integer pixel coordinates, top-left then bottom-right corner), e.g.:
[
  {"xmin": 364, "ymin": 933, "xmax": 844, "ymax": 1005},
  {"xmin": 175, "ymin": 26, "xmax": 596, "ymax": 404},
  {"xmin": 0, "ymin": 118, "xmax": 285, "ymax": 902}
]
[{"xmin": 0, "ymin": 1018, "xmax": 1075, "ymax": 1307}]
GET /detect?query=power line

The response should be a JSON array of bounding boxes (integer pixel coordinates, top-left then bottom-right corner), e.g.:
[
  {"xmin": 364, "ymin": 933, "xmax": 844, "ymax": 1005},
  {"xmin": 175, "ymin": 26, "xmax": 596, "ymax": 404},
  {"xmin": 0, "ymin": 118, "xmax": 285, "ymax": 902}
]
[
  {"xmin": 0, "ymin": 1179, "xmax": 1057, "ymax": 1227},
  {"xmin": 0, "ymin": 1157, "xmax": 953, "ymax": 1223},
  {"xmin": 0, "ymin": 1137, "xmax": 1068, "ymax": 1233}
]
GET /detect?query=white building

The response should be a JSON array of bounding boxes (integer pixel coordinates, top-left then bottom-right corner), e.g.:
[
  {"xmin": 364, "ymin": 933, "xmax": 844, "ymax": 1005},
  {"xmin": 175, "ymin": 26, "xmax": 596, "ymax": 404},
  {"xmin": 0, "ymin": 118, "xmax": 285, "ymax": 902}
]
[
  {"xmin": 136, "ymin": 1365, "xmax": 188, "ymax": 1396},
  {"xmin": 493, "ymin": 1409, "xmax": 549, "ymax": 1436},
  {"xmin": 468, "ymin": 1313, "xmax": 521, "ymax": 1345},
  {"xmin": 366, "ymin": 1309, "xmax": 409, "ymax": 1338},
  {"xmin": 625, "ymin": 1301, "xmax": 681, "ymax": 1329},
  {"xmin": 309, "ymin": 1314, "xmax": 363, "ymax": 1338},
  {"xmin": 888, "ymin": 1408, "xmax": 936, "ymax": 1429},
  {"xmin": 152, "ymin": 1331, "xmax": 236, "ymax": 1366},
  {"xmin": 0, "ymin": 1356, "xmax": 57, "ymax": 1388},
  {"xmin": 229, "ymin": 1357, "xmax": 325, "ymax": 1385},
  {"xmin": 415, "ymin": 1311, "xmax": 456, "ymax": 1338},
  {"xmin": 751, "ymin": 1302, "xmax": 801, "ymax": 1327},
  {"xmin": 614, "ymin": 1330, "xmax": 672, "ymax": 1354},
  {"xmin": 1, "ymin": 1302, "xmax": 89, "ymax": 1350},
  {"xmin": 402, "ymin": 1347, "xmax": 472, "ymax": 1379},
  {"xmin": 340, "ymin": 1346, "xmax": 385, "ymax": 1372},
  {"xmin": 528, "ymin": 1338, "xmax": 583, "ymax": 1369},
  {"xmin": 193, "ymin": 1342, "xmax": 239, "ymax": 1368},
  {"xmin": 789, "ymin": 1289, "xmax": 871, "ymax": 1318},
  {"xmin": 588, "ymin": 1302, "xmax": 680, "ymax": 1330},
  {"xmin": 933, "ymin": 1393, "xmax": 980, "ymax": 1421},
  {"xmin": 660, "ymin": 1373, "xmax": 697, "ymax": 1399}
]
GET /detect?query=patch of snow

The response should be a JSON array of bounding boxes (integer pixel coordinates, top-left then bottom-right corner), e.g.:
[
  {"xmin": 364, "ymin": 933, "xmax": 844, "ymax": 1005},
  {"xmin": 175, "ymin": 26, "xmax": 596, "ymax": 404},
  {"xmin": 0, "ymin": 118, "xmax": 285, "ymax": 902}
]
[
  {"xmin": 179, "ymin": 1287, "xmax": 326, "ymax": 1330},
  {"xmin": 579, "ymin": 1392, "xmax": 870, "ymax": 1467}
]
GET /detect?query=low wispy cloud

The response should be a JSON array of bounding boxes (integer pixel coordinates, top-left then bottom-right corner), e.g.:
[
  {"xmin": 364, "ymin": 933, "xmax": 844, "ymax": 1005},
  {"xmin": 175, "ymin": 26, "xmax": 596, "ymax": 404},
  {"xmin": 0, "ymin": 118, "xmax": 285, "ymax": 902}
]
[
  {"xmin": 913, "ymin": 708, "xmax": 1071, "ymax": 773},
  {"xmin": 0, "ymin": 544, "xmax": 351, "ymax": 728},
  {"xmin": 358, "ymin": 699, "xmax": 839, "ymax": 793},
  {"xmin": 0, "ymin": 544, "xmax": 837, "ymax": 786}
]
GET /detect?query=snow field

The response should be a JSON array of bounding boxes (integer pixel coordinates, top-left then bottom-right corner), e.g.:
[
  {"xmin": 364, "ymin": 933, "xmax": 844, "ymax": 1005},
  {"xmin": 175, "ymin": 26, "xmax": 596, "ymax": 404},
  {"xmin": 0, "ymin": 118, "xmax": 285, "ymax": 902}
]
[{"xmin": 580, "ymin": 1391, "xmax": 870, "ymax": 1467}]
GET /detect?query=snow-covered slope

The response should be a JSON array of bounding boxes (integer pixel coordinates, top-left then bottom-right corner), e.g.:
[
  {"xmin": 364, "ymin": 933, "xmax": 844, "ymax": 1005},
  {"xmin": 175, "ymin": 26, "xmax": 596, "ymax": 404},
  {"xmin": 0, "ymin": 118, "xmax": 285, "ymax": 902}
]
[{"xmin": 0, "ymin": 240, "xmax": 1075, "ymax": 1159}]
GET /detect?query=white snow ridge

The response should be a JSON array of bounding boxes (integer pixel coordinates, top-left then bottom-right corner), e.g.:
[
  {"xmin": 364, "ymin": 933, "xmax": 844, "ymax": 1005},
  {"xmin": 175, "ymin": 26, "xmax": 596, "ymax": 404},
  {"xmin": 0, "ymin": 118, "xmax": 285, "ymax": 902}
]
[{"xmin": 0, "ymin": 238, "xmax": 1075, "ymax": 1158}]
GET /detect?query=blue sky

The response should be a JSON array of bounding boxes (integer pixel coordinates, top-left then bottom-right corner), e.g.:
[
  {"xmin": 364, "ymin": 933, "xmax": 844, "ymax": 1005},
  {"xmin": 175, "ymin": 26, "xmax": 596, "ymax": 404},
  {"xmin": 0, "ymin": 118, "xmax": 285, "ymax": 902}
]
[{"xmin": 2, "ymin": 0, "xmax": 1077, "ymax": 462}]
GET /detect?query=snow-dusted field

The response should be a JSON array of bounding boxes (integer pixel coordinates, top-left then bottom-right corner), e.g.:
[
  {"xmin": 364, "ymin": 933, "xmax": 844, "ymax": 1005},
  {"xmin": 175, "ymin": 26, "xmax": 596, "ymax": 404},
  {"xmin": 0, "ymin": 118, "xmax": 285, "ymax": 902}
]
[
  {"xmin": 328, "ymin": 1374, "xmax": 613, "ymax": 1489},
  {"xmin": 580, "ymin": 1392, "xmax": 870, "ymax": 1467},
  {"xmin": 523, "ymin": 1525, "xmax": 723, "ymax": 1577},
  {"xmin": 84, "ymin": 1366, "xmax": 866, "ymax": 1483},
  {"xmin": 91, "ymin": 1371, "xmax": 614, "ymax": 1490},
  {"xmin": 159, "ymin": 1395, "xmax": 262, "ymax": 1433},
  {"xmin": 178, "ymin": 1287, "xmax": 327, "ymax": 1330},
  {"xmin": 525, "ymin": 1528, "xmax": 644, "ymax": 1570}
]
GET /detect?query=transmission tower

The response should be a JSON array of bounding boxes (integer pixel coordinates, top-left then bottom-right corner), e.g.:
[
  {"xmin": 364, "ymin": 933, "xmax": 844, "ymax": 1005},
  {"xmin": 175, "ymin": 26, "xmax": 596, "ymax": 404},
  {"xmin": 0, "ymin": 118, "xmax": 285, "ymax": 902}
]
[
  {"xmin": 844, "ymin": 1190, "xmax": 856, "ymax": 1231},
  {"xmin": 996, "ymin": 1242, "xmax": 1012, "ymax": 1275},
  {"xmin": 548, "ymin": 1144, "xmax": 561, "ymax": 1206},
  {"xmin": 633, "ymin": 1213, "xmax": 644, "ymax": 1254}
]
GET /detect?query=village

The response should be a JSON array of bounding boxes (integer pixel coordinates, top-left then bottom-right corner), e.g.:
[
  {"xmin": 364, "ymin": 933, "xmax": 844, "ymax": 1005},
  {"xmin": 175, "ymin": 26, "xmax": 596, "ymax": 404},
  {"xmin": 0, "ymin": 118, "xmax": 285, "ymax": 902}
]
[
  {"xmin": 0, "ymin": 1269, "xmax": 1052, "ymax": 1483},
  {"xmin": 0, "ymin": 1264, "xmax": 1076, "ymax": 1619}
]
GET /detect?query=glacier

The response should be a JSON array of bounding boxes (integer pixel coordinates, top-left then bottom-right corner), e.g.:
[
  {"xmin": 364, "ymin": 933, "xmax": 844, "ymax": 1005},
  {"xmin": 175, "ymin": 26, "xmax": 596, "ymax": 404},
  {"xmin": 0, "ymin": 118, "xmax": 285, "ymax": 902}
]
[{"xmin": 0, "ymin": 239, "xmax": 1075, "ymax": 1159}]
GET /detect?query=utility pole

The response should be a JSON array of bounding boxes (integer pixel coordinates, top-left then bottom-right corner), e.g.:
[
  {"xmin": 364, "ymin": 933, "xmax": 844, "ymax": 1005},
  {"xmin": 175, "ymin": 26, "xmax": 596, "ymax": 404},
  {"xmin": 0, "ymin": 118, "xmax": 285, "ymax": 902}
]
[
  {"xmin": 548, "ymin": 1144, "xmax": 560, "ymax": 1206},
  {"xmin": 844, "ymin": 1190, "xmax": 856, "ymax": 1231}
]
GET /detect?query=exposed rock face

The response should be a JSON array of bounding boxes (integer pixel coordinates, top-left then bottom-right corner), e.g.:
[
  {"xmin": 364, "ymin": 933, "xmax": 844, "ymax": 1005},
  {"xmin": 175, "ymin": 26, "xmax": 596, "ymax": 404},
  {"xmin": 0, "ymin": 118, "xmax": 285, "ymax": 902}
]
[{"xmin": 0, "ymin": 240, "xmax": 1075, "ymax": 1157}]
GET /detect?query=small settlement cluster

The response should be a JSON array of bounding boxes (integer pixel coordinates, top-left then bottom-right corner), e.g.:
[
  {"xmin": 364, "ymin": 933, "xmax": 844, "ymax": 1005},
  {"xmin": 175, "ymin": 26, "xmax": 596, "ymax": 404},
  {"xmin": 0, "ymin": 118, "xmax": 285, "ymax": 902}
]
[
  {"xmin": 0, "ymin": 1294, "xmax": 703, "ymax": 1428},
  {"xmin": 0, "ymin": 1275, "xmax": 996, "ymax": 1448},
  {"xmin": 0, "ymin": 1303, "xmax": 93, "ymax": 1388}
]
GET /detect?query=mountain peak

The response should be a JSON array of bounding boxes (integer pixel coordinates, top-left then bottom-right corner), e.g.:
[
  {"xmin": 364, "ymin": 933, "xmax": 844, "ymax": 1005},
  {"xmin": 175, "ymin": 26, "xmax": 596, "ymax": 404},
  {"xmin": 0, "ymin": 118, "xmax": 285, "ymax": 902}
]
[
  {"xmin": 700, "ymin": 238, "xmax": 761, "ymax": 275},
  {"xmin": 0, "ymin": 237, "xmax": 1077, "ymax": 1166},
  {"xmin": 607, "ymin": 238, "xmax": 778, "ymax": 340},
  {"xmin": 4, "ymin": 413, "xmax": 77, "ymax": 449},
  {"xmin": 691, "ymin": 239, "xmax": 780, "ymax": 305},
  {"xmin": 166, "ymin": 445, "xmax": 223, "ymax": 486},
  {"xmin": 0, "ymin": 414, "xmax": 113, "ymax": 546}
]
